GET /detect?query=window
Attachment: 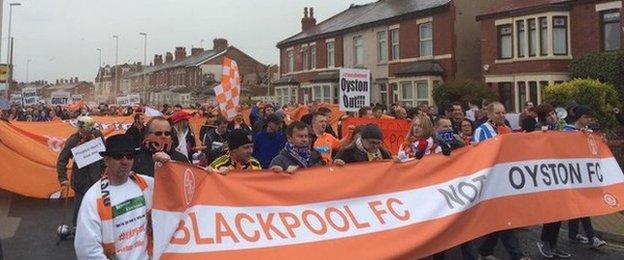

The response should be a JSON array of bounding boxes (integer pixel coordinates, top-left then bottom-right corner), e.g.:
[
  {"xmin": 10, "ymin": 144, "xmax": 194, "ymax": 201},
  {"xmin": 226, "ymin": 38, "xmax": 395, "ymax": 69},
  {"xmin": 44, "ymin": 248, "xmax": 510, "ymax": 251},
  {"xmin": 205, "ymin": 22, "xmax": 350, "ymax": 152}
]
[
  {"xmin": 323, "ymin": 85, "xmax": 331, "ymax": 101},
  {"xmin": 553, "ymin": 16, "xmax": 568, "ymax": 55},
  {"xmin": 314, "ymin": 86, "xmax": 322, "ymax": 101},
  {"xmin": 517, "ymin": 20, "xmax": 526, "ymax": 57},
  {"xmin": 539, "ymin": 17, "xmax": 548, "ymax": 56},
  {"xmin": 326, "ymin": 42, "xmax": 335, "ymax": 67},
  {"xmin": 528, "ymin": 19, "xmax": 537, "ymax": 57},
  {"xmin": 302, "ymin": 48, "xmax": 309, "ymax": 71},
  {"xmin": 379, "ymin": 83, "xmax": 388, "ymax": 106},
  {"xmin": 287, "ymin": 50, "xmax": 294, "ymax": 73},
  {"xmin": 416, "ymin": 81, "xmax": 429, "ymax": 105},
  {"xmin": 354, "ymin": 36, "xmax": 364, "ymax": 65},
  {"xmin": 391, "ymin": 29, "xmax": 400, "ymax": 60},
  {"xmin": 377, "ymin": 31, "xmax": 388, "ymax": 62},
  {"xmin": 312, "ymin": 85, "xmax": 332, "ymax": 102},
  {"xmin": 529, "ymin": 81, "xmax": 538, "ymax": 105},
  {"xmin": 602, "ymin": 11, "xmax": 621, "ymax": 51},
  {"xmin": 310, "ymin": 46, "xmax": 317, "ymax": 69},
  {"xmin": 400, "ymin": 82, "xmax": 413, "ymax": 107},
  {"xmin": 499, "ymin": 82, "xmax": 513, "ymax": 112},
  {"xmin": 498, "ymin": 25, "xmax": 513, "ymax": 59},
  {"xmin": 419, "ymin": 22, "xmax": 433, "ymax": 57},
  {"xmin": 518, "ymin": 82, "xmax": 527, "ymax": 111}
]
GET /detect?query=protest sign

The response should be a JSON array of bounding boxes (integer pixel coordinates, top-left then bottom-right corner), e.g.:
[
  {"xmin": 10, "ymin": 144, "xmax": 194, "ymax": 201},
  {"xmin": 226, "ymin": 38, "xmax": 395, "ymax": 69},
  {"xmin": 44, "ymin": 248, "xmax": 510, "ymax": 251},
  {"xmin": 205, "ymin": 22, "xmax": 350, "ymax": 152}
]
[
  {"xmin": 70, "ymin": 137, "xmax": 106, "ymax": 169},
  {"xmin": 71, "ymin": 94, "xmax": 83, "ymax": 102},
  {"xmin": 127, "ymin": 94, "xmax": 141, "ymax": 106},
  {"xmin": 117, "ymin": 96, "xmax": 130, "ymax": 107},
  {"xmin": 339, "ymin": 68, "xmax": 370, "ymax": 112},
  {"xmin": 152, "ymin": 132, "xmax": 624, "ymax": 259},
  {"xmin": 10, "ymin": 94, "xmax": 22, "ymax": 105},
  {"xmin": 22, "ymin": 88, "xmax": 38, "ymax": 106},
  {"xmin": 341, "ymin": 117, "xmax": 411, "ymax": 155},
  {"xmin": 50, "ymin": 92, "xmax": 71, "ymax": 106}
]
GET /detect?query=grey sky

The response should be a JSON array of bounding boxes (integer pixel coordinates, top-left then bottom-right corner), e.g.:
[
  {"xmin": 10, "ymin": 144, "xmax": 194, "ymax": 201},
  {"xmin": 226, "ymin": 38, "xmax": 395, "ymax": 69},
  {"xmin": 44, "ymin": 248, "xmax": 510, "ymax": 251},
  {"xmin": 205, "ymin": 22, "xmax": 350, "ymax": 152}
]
[{"xmin": 4, "ymin": 0, "xmax": 371, "ymax": 83}]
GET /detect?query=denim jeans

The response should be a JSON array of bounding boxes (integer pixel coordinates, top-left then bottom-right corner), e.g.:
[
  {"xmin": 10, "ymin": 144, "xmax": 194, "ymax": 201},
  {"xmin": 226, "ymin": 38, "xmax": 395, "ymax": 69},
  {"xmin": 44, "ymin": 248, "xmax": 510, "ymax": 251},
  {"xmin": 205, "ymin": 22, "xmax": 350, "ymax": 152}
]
[
  {"xmin": 568, "ymin": 217, "xmax": 596, "ymax": 239},
  {"xmin": 478, "ymin": 229, "xmax": 525, "ymax": 260},
  {"xmin": 541, "ymin": 221, "xmax": 562, "ymax": 247}
]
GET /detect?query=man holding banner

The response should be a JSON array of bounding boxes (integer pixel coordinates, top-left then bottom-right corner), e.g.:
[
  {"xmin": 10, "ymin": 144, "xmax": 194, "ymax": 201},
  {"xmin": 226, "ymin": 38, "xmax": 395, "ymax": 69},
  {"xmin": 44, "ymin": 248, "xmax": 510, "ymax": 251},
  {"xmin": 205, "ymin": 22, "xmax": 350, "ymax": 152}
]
[
  {"xmin": 74, "ymin": 134, "xmax": 153, "ymax": 260},
  {"xmin": 56, "ymin": 116, "xmax": 105, "ymax": 228}
]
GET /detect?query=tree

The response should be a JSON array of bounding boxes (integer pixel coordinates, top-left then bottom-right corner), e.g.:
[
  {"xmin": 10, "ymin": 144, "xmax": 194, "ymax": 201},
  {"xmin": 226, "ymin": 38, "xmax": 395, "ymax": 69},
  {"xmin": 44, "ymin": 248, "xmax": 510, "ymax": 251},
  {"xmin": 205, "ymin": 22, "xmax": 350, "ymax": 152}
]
[
  {"xmin": 542, "ymin": 78, "xmax": 621, "ymax": 131},
  {"xmin": 432, "ymin": 81, "xmax": 498, "ymax": 108},
  {"xmin": 569, "ymin": 50, "xmax": 624, "ymax": 102}
]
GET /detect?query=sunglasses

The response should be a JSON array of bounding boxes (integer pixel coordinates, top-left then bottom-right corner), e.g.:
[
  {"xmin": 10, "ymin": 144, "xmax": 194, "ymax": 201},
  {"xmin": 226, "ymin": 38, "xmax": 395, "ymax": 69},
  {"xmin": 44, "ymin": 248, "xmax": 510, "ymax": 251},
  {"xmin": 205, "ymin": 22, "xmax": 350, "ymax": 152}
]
[
  {"xmin": 151, "ymin": 131, "xmax": 172, "ymax": 137},
  {"xmin": 111, "ymin": 154, "xmax": 134, "ymax": 160}
]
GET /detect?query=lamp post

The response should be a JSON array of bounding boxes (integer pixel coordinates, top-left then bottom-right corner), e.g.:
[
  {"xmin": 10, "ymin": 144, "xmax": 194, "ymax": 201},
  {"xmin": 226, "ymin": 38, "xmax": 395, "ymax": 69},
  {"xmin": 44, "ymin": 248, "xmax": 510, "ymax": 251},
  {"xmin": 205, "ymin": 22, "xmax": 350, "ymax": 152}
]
[
  {"xmin": 25, "ymin": 58, "xmax": 30, "ymax": 82},
  {"xmin": 112, "ymin": 35, "xmax": 119, "ymax": 102},
  {"xmin": 139, "ymin": 32, "xmax": 148, "ymax": 104},
  {"xmin": 6, "ymin": 2, "xmax": 21, "ymax": 98},
  {"xmin": 96, "ymin": 48, "xmax": 102, "ymax": 68}
]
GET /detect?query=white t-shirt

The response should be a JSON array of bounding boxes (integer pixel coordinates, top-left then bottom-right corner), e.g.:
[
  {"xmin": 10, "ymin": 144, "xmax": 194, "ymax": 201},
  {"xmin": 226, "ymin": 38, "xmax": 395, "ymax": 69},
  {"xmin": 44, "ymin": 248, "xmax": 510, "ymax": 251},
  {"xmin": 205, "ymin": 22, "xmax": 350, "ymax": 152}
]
[{"xmin": 74, "ymin": 175, "xmax": 154, "ymax": 260}]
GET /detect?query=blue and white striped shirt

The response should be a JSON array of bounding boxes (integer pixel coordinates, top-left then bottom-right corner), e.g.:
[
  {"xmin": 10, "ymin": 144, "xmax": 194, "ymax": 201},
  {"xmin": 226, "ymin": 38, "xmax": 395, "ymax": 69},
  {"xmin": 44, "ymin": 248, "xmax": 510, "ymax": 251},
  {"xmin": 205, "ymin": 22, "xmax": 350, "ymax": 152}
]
[{"xmin": 473, "ymin": 121, "xmax": 497, "ymax": 143}]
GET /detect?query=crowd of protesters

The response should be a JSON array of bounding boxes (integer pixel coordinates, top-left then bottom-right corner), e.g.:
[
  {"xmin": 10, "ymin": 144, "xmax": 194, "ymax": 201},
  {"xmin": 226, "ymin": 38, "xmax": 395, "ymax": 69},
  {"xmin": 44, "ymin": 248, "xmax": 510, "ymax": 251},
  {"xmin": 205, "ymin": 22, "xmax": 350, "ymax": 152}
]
[{"xmin": 2, "ymin": 98, "xmax": 624, "ymax": 260}]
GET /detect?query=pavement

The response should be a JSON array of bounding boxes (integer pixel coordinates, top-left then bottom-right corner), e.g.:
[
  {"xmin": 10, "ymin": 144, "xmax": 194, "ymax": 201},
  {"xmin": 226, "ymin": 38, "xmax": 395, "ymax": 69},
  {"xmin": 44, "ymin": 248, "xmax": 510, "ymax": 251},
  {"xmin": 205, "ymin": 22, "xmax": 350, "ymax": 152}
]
[{"xmin": 2, "ymin": 188, "xmax": 624, "ymax": 260}]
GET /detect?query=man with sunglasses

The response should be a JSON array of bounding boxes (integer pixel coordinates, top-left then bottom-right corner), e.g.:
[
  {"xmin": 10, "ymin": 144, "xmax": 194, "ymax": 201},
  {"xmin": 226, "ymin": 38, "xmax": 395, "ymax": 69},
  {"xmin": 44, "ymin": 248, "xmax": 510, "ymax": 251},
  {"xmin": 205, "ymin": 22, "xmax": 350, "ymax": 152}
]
[
  {"xmin": 75, "ymin": 134, "xmax": 153, "ymax": 260},
  {"xmin": 132, "ymin": 116, "xmax": 190, "ymax": 177},
  {"xmin": 57, "ymin": 116, "xmax": 105, "ymax": 229}
]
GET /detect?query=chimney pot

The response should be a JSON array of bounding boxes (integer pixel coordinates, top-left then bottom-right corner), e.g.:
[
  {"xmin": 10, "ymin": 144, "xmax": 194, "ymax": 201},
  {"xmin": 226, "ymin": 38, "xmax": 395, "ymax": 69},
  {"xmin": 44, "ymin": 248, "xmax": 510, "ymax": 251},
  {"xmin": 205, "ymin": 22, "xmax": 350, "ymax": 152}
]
[
  {"xmin": 301, "ymin": 7, "xmax": 317, "ymax": 31},
  {"xmin": 165, "ymin": 52, "xmax": 173, "ymax": 63},
  {"xmin": 310, "ymin": 7, "xmax": 314, "ymax": 18},
  {"xmin": 191, "ymin": 47, "xmax": 205, "ymax": 56},
  {"xmin": 175, "ymin": 47, "xmax": 187, "ymax": 61},
  {"xmin": 213, "ymin": 38, "xmax": 228, "ymax": 52}
]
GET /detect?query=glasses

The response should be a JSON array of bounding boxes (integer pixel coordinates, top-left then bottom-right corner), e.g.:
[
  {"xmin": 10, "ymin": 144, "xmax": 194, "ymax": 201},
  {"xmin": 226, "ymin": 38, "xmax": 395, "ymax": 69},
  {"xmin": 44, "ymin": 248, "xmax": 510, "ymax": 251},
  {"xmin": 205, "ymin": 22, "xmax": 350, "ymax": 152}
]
[
  {"xmin": 151, "ymin": 131, "xmax": 172, "ymax": 137},
  {"xmin": 111, "ymin": 154, "xmax": 134, "ymax": 160}
]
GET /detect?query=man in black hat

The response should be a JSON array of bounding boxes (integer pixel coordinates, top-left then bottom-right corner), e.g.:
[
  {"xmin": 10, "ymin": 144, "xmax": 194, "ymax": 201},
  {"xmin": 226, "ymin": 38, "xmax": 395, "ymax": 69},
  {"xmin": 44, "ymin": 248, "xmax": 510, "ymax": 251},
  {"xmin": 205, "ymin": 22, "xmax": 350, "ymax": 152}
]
[
  {"xmin": 334, "ymin": 124, "xmax": 392, "ymax": 164},
  {"xmin": 74, "ymin": 134, "xmax": 153, "ymax": 260},
  {"xmin": 209, "ymin": 129, "xmax": 262, "ymax": 174}
]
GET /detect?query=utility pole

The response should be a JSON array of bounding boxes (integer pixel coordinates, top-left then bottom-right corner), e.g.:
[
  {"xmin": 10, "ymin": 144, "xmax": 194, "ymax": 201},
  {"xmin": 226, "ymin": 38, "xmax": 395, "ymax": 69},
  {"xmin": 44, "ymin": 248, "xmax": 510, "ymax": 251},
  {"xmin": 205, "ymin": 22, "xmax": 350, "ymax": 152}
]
[
  {"xmin": 25, "ymin": 58, "xmax": 30, "ymax": 82},
  {"xmin": 112, "ymin": 35, "xmax": 119, "ymax": 103},
  {"xmin": 6, "ymin": 2, "xmax": 21, "ymax": 99},
  {"xmin": 139, "ymin": 32, "xmax": 147, "ymax": 104}
]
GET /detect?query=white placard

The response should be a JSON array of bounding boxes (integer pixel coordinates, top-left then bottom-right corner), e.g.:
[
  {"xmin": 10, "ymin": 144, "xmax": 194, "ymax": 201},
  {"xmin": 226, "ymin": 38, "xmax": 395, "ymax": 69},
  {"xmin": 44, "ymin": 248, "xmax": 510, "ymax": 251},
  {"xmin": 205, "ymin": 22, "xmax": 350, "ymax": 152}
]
[
  {"xmin": 117, "ymin": 96, "xmax": 130, "ymax": 107},
  {"xmin": 0, "ymin": 83, "xmax": 7, "ymax": 91},
  {"xmin": 22, "ymin": 88, "xmax": 38, "ymax": 106},
  {"xmin": 127, "ymin": 94, "xmax": 141, "ymax": 106},
  {"xmin": 50, "ymin": 92, "xmax": 71, "ymax": 106},
  {"xmin": 339, "ymin": 68, "xmax": 370, "ymax": 112},
  {"xmin": 10, "ymin": 94, "xmax": 22, "ymax": 105},
  {"xmin": 70, "ymin": 138, "xmax": 106, "ymax": 169},
  {"xmin": 71, "ymin": 94, "xmax": 83, "ymax": 102}
]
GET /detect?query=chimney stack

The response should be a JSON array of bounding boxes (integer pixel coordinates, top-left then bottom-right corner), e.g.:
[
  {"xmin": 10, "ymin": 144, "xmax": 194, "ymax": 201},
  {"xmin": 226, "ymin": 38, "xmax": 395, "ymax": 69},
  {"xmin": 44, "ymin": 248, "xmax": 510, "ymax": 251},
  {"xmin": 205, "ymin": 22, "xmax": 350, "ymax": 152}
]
[
  {"xmin": 191, "ymin": 47, "xmax": 204, "ymax": 56},
  {"xmin": 301, "ymin": 7, "xmax": 317, "ymax": 31},
  {"xmin": 174, "ymin": 47, "xmax": 187, "ymax": 61},
  {"xmin": 165, "ymin": 52, "xmax": 173, "ymax": 63},
  {"xmin": 75, "ymin": 77, "xmax": 79, "ymax": 83},
  {"xmin": 213, "ymin": 38, "xmax": 228, "ymax": 52},
  {"xmin": 154, "ymin": 54, "xmax": 163, "ymax": 65}
]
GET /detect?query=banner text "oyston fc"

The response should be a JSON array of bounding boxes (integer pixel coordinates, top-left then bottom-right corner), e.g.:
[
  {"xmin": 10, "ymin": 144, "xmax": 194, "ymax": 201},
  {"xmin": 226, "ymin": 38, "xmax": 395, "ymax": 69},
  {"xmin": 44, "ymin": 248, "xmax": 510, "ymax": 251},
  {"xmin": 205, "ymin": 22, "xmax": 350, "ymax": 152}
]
[{"xmin": 170, "ymin": 198, "xmax": 410, "ymax": 245}]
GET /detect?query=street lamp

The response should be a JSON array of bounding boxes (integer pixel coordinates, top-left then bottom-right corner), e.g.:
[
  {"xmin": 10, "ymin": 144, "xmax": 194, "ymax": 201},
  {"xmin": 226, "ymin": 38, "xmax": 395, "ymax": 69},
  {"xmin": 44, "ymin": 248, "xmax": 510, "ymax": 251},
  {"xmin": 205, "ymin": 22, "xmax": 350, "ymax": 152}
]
[
  {"xmin": 96, "ymin": 48, "xmax": 102, "ymax": 67},
  {"xmin": 139, "ymin": 32, "xmax": 147, "ymax": 104},
  {"xmin": 26, "ymin": 58, "xmax": 30, "ymax": 82},
  {"xmin": 139, "ymin": 32, "xmax": 147, "ymax": 66},
  {"xmin": 6, "ymin": 2, "xmax": 21, "ymax": 98},
  {"xmin": 112, "ymin": 35, "xmax": 119, "ymax": 65}
]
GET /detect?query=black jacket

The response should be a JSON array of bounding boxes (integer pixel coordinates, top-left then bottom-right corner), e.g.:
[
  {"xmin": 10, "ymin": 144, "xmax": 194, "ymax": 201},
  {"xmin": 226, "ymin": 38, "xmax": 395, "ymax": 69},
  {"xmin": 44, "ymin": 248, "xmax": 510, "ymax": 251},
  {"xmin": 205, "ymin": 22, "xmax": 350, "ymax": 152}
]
[
  {"xmin": 132, "ymin": 147, "xmax": 190, "ymax": 177},
  {"xmin": 125, "ymin": 125, "xmax": 144, "ymax": 149},
  {"xmin": 335, "ymin": 144, "xmax": 392, "ymax": 164},
  {"xmin": 269, "ymin": 148, "xmax": 324, "ymax": 169},
  {"xmin": 56, "ymin": 130, "xmax": 105, "ymax": 194}
]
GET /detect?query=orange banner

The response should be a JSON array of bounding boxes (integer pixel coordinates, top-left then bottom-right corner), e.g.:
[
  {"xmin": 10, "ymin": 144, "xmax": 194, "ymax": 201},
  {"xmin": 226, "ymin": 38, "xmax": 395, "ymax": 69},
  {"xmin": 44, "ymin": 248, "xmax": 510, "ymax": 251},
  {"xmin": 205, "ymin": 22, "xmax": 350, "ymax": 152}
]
[
  {"xmin": 152, "ymin": 132, "xmax": 624, "ymax": 259},
  {"xmin": 341, "ymin": 117, "xmax": 411, "ymax": 155},
  {"xmin": 0, "ymin": 116, "xmax": 132, "ymax": 199}
]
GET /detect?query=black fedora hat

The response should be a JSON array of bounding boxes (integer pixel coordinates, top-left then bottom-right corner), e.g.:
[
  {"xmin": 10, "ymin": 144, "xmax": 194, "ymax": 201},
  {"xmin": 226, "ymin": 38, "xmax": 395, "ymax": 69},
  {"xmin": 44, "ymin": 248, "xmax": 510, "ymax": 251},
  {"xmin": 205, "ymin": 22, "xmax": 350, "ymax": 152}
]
[{"xmin": 99, "ymin": 134, "xmax": 140, "ymax": 156}]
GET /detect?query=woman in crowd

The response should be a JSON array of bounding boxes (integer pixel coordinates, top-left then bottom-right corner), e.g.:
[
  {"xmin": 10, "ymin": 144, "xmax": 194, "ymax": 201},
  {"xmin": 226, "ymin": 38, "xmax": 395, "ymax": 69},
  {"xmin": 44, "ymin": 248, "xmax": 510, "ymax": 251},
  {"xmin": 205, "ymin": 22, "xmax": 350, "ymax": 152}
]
[
  {"xmin": 459, "ymin": 118, "xmax": 474, "ymax": 145},
  {"xmin": 398, "ymin": 114, "xmax": 438, "ymax": 160}
]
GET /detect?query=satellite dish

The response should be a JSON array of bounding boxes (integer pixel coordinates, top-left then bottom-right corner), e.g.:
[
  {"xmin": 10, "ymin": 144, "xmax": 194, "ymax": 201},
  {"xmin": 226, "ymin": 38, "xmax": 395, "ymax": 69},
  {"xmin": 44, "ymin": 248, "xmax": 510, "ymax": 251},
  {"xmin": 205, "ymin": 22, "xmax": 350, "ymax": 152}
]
[{"xmin": 555, "ymin": 107, "xmax": 568, "ymax": 119}]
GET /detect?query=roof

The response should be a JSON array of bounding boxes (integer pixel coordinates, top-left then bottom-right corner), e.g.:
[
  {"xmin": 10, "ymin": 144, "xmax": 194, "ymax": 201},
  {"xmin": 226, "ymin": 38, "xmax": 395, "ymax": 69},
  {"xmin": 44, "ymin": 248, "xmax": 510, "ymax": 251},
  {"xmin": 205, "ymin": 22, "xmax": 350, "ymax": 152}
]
[
  {"xmin": 277, "ymin": 0, "xmax": 451, "ymax": 47},
  {"xmin": 393, "ymin": 61, "xmax": 445, "ymax": 77},
  {"xmin": 128, "ymin": 48, "xmax": 228, "ymax": 78},
  {"xmin": 273, "ymin": 75, "xmax": 299, "ymax": 86},
  {"xmin": 477, "ymin": 0, "xmax": 571, "ymax": 20},
  {"xmin": 311, "ymin": 71, "xmax": 339, "ymax": 83}
]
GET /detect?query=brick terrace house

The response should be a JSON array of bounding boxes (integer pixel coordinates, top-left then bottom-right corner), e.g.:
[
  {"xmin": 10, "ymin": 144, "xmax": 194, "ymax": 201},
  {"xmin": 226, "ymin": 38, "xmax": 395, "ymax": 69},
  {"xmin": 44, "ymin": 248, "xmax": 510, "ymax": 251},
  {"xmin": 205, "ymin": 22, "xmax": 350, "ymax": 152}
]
[
  {"xmin": 94, "ymin": 63, "xmax": 144, "ymax": 104},
  {"xmin": 274, "ymin": 0, "xmax": 500, "ymax": 107},
  {"xmin": 477, "ymin": 0, "xmax": 623, "ymax": 112},
  {"xmin": 125, "ymin": 38, "xmax": 269, "ymax": 106}
]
